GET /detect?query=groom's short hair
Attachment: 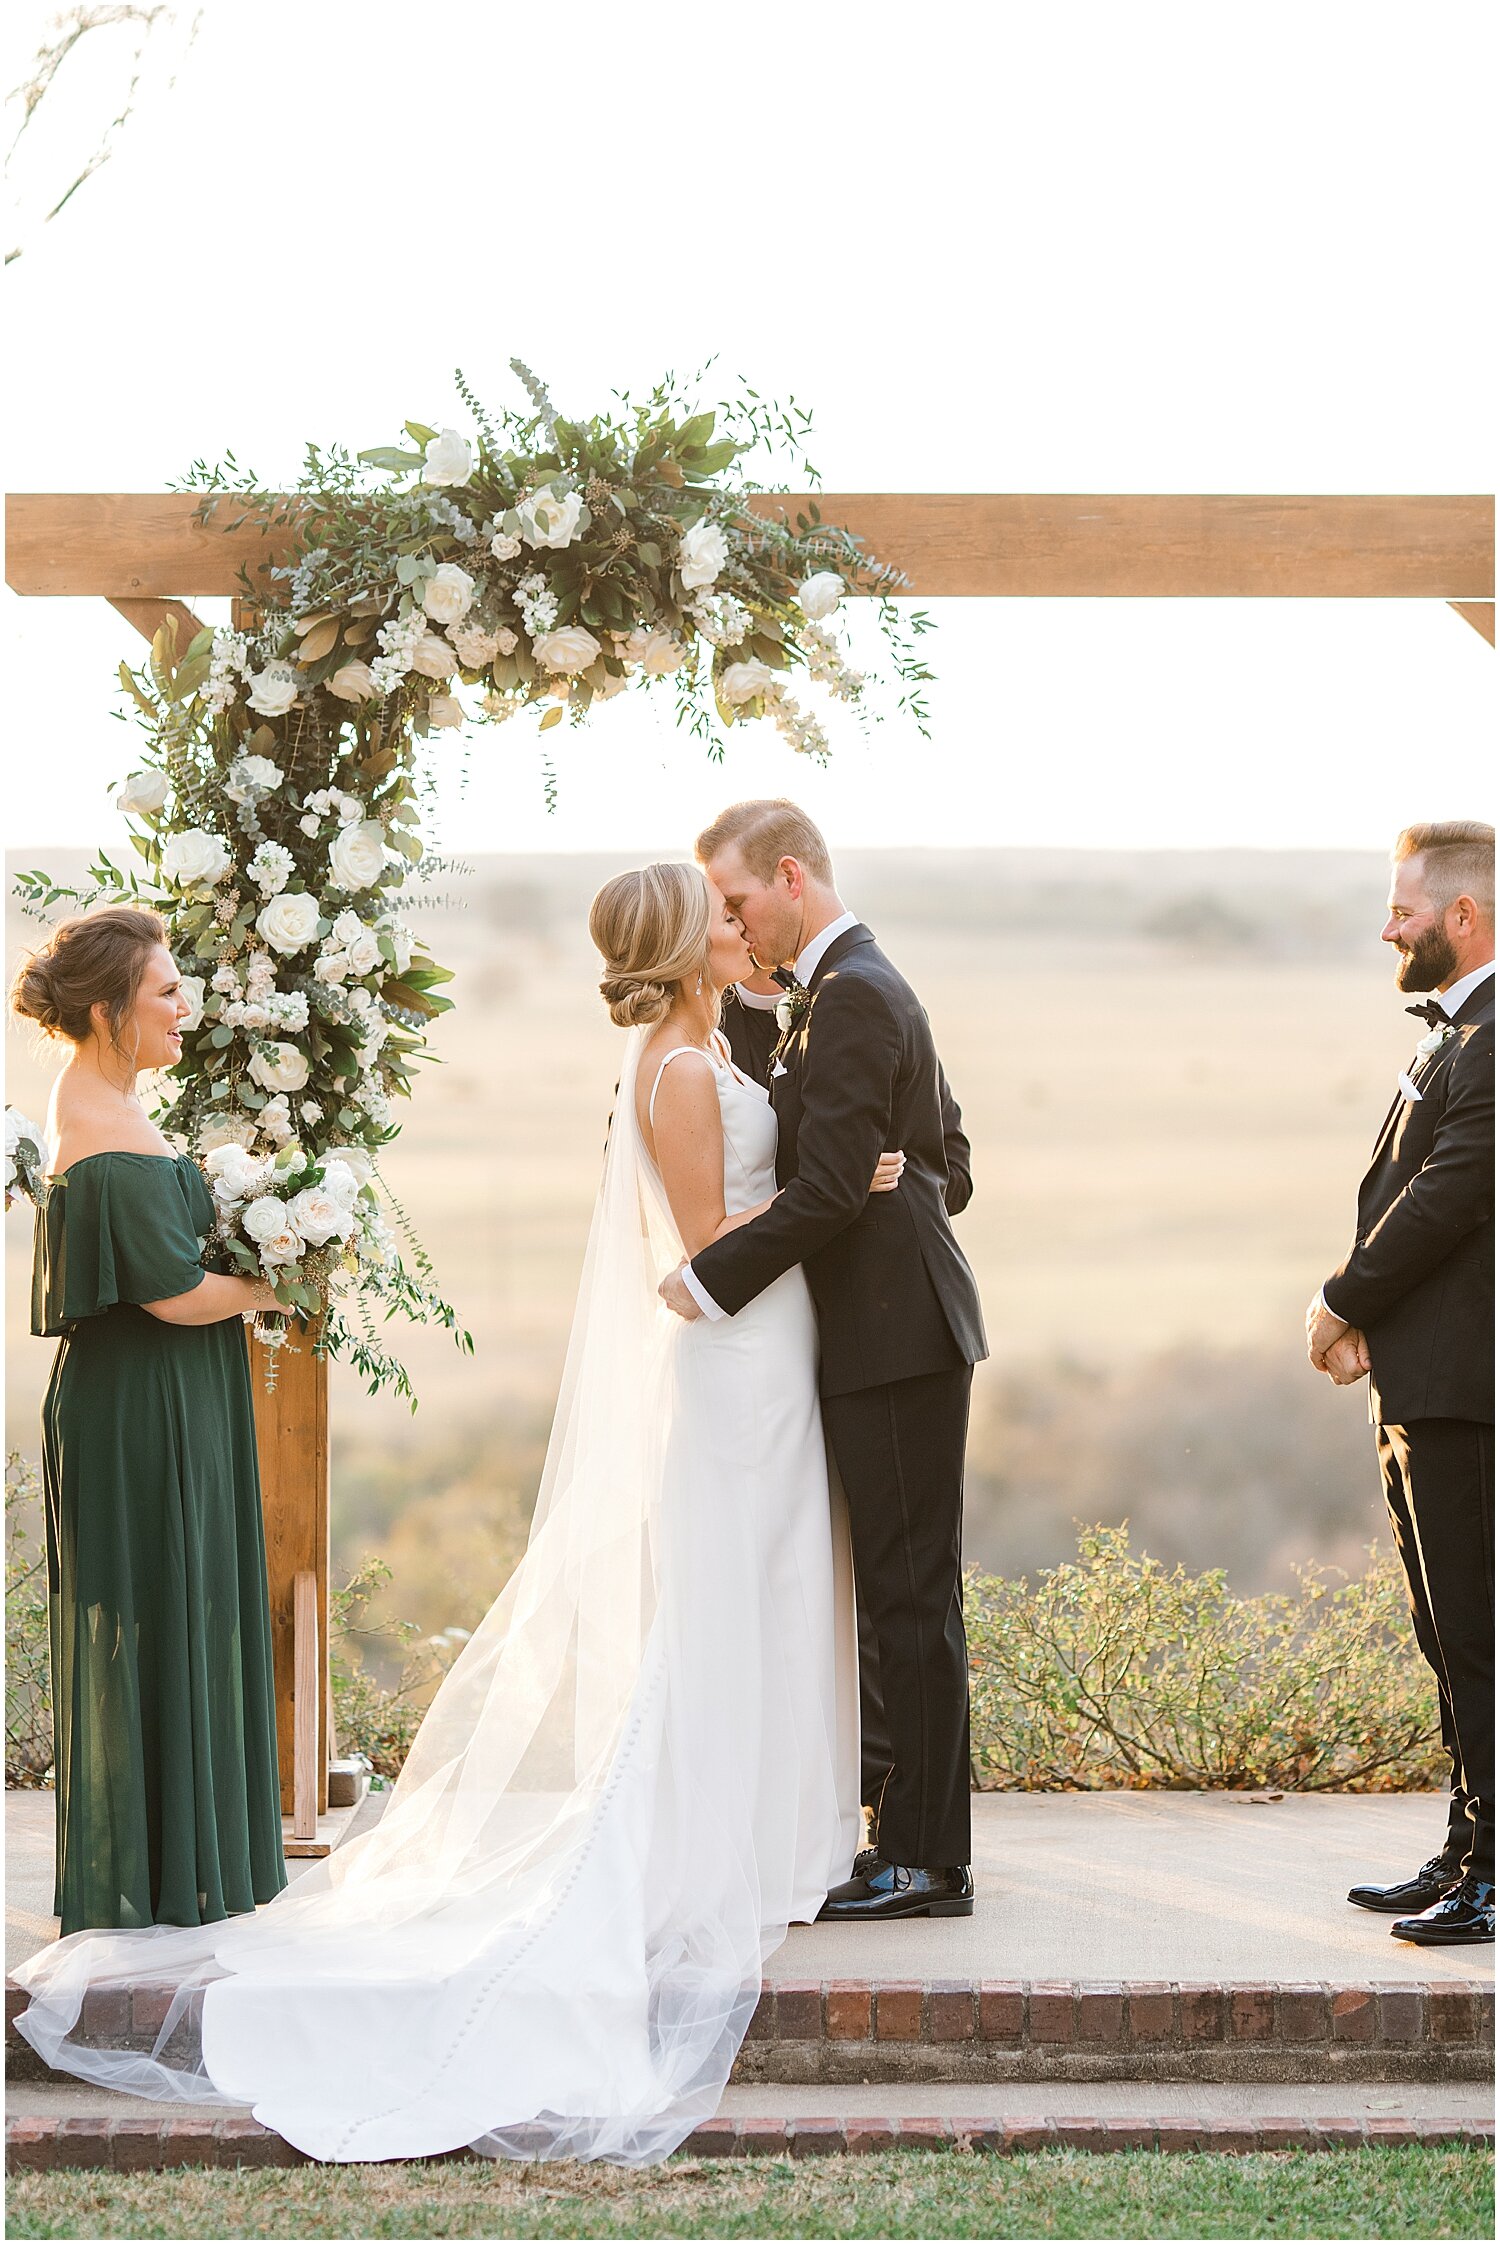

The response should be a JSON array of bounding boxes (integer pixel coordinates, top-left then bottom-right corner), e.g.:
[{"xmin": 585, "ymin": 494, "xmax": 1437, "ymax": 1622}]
[
  {"xmin": 696, "ymin": 800, "xmax": 834, "ymax": 886},
  {"xmin": 1394, "ymin": 821, "xmax": 1495, "ymax": 920}
]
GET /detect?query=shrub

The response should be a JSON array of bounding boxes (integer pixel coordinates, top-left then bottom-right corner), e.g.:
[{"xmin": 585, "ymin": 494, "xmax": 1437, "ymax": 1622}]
[
  {"xmin": 5, "ymin": 1452, "xmax": 52, "ymax": 1788},
  {"xmin": 966, "ymin": 1523, "xmax": 1444, "ymax": 1792},
  {"xmin": 330, "ymin": 1556, "xmax": 464, "ymax": 1783}
]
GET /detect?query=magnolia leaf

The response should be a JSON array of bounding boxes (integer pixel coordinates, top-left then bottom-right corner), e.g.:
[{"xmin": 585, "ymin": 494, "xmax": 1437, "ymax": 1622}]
[
  {"xmin": 342, "ymin": 616, "xmax": 376, "ymax": 645},
  {"xmin": 357, "ymin": 446, "xmax": 424, "ymax": 472},
  {"xmin": 296, "ymin": 619, "xmax": 341, "ymax": 664},
  {"xmin": 183, "ymin": 626, "xmax": 216, "ymax": 663},
  {"xmin": 118, "ymin": 663, "xmax": 157, "ymax": 717},
  {"xmin": 292, "ymin": 612, "xmax": 334, "ymax": 637},
  {"xmin": 404, "ymin": 420, "xmax": 439, "ymax": 448},
  {"xmin": 677, "ymin": 410, "xmax": 716, "ymax": 450},
  {"xmin": 538, "ymin": 703, "xmax": 564, "ymax": 732},
  {"xmin": 173, "ymin": 652, "xmax": 211, "ymax": 700},
  {"xmin": 250, "ymin": 725, "xmax": 278, "ymax": 757}
]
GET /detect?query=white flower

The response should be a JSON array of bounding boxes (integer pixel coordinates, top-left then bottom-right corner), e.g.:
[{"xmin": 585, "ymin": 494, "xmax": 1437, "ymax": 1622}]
[
  {"xmin": 420, "ymin": 564, "xmax": 476, "ymax": 625},
  {"xmin": 533, "ymin": 625, "xmax": 602, "ymax": 676},
  {"xmin": 241, "ymin": 1192, "xmax": 291, "ymax": 1244},
  {"xmin": 421, "ymin": 428, "xmax": 475, "ymax": 487},
  {"xmin": 328, "ymin": 820, "xmax": 388, "ymax": 892},
  {"xmin": 255, "ymin": 891, "xmax": 321, "ymax": 955},
  {"xmin": 300, "ymin": 1100, "xmax": 323, "ymax": 1125},
  {"xmin": 248, "ymin": 842, "xmax": 295, "ymax": 898},
  {"xmin": 299, "ymin": 813, "xmax": 321, "ymax": 837},
  {"xmin": 325, "ymin": 1145, "xmax": 374, "ymax": 1190},
  {"xmin": 198, "ymin": 1116, "xmax": 257, "ymax": 1156},
  {"xmin": 328, "ymin": 659, "xmax": 380, "ymax": 703},
  {"xmin": 595, "ymin": 670, "xmax": 628, "ymax": 701},
  {"xmin": 677, "ymin": 520, "xmax": 728, "ymax": 591},
  {"xmin": 346, "ymin": 931, "xmax": 383, "ymax": 976},
  {"xmin": 249, "ymin": 1041, "xmax": 310, "ymax": 1095},
  {"xmin": 245, "ymin": 665, "xmax": 299, "ymax": 719},
  {"xmin": 229, "ymin": 754, "xmax": 284, "ymax": 803},
  {"xmin": 427, "ymin": 693, "xmax": 464, "ymax": 729},
  {"xmin": 409, "ymin": 632, "xmax": 458, "ymax": 680},
  {"xmin": 623, "ymin": 625, "xmax": 685, "ymax": 677},
  {"xmin": 285, "ymin": 1183, "xmax": 353, "ymax": 1248},
  {"xmin": 267, "ymin": 991, "xmax": 309, "ymax": 1032},
  {"xmin": 719, "ymin": 658, "xmax": 777, "ymax": 706},
  {"xmin": 176, "ymin": 975, "xmax": 205, "ymax": 1032},
  {"xmin": 258, "ymin": 1095, "xmax": 296, "ymax": 1146},
  {"xmin": 448, "ymin": 622, "xmax": 502, "ymax": 668},
  {"xmin": 1415, "ymin": 1023, "xmax": 1456, "ymax": 1060},
  {"xmin": 776, "ymin": 995, "xmax": 795, "ymax": 1032},
  {"xmin": 332, "ymin": 908, "xmax": 365, "ymax": 947},
  {"xmin": 517, "ymin": 487, "xmax": 586, "ymax": 551},
  {"xmin": 797, "ymin": 571, "xmax": 844, "ymax": 621},
  {"xmin": 160, "ymin": 828, "xmax": 231, "ymax": 889},
  {"xmin": 115, "ymin": 769, "xmax": 169, "ymax": 817},
  {"xmin": 212, "ymin": 965, "xmax": 241, "ymax": 996},
  {"xmin": 489, "ymin": 529, "xmax": 523, "ymax": 561},
  {"xmin": 206, "ymin": 1145, "xmax": 274, "ymax": 1203},
  {"xmin": 383, "ymin": 922, "xmax": 414, "ymax": 974},
  {"xmin": 256, "ymin": 1226, "xmax": 304, "ymax": 1270},
  {"xmin": 314, "ymin": 950, "xmax": 351, "ymax": 985},
  {"xmin": 337, "ymin": 794, "xmax": 364, "ymax": 824}
]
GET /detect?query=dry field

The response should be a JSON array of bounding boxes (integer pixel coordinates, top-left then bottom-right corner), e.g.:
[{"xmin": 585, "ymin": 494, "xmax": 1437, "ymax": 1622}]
[{"xmin": 6, "ymin": 850, "xmax": 1421, "ymax": 1622}]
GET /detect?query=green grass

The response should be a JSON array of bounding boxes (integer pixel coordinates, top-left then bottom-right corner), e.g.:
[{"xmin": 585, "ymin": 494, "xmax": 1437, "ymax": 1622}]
[{"xmin": 5, "ymin": 2148, "xmax": 1493, "ymax": 2241}]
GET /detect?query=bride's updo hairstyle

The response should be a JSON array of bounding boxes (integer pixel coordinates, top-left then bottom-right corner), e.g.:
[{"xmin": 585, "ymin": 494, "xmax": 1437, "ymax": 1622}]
[
  {"xmin": 590, "ymin": 864, "xmax": 712, "ymax": 1029},
  {"xmin": 10, "ymin": 906, "xmax": 168, "ymax": 1058}
]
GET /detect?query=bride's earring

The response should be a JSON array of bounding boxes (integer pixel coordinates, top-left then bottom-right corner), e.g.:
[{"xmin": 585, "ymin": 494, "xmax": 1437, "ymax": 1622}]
[{"xmin": 695, "ymin": 976, "xmax": 703, "ymax": 995}]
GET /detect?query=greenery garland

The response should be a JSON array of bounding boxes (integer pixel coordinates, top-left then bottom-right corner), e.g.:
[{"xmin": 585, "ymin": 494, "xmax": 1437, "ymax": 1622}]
[{"xmin": 16, "ymin": 363, "xmax": 935, "ymax": 1403}]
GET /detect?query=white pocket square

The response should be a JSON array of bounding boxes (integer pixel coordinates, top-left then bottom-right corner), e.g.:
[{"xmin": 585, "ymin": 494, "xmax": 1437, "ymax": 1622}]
[
  {"xmin": 771, "ymin": 1060, "xmax": 788, "ymax": 1079},
  {"xmin": 1398, "ymin": 1070, "xmax": 1424, "ymax": 1103}
]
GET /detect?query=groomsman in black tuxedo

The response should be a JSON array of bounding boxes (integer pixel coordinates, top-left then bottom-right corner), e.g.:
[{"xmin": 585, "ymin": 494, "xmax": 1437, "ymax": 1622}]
[
  {"xmin": 1308, "ymin": 821, "xmax": 1494, "ymax": 1946},
  {"xmin": 714, "ymin": 936, "xmax": 977, "ymax": 1852},
  {"xmin": 662, "ymin": 801, "xmax": 987, "ymax": 1920}
]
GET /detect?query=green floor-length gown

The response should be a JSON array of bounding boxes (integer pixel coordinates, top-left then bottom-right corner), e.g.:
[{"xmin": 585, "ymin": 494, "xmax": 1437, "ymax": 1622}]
[{"xmin": 32, "ymin": 1150, "xmax": 287, "ymax": 1936}]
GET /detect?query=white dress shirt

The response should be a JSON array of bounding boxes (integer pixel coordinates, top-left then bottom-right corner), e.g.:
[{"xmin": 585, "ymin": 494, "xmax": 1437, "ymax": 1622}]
[
  {"xmin": 683, "ymin": 910, "xmax": 862, "ymax": 1321},
  {"xmin": 730, "ymin": 982, "xmax": 781, "ymax": 1012}
]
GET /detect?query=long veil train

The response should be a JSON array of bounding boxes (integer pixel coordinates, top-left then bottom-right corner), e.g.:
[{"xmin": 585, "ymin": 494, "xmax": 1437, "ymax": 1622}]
[{"xmin": 15, "ymin": 1026, "xmax": 855, "ymax": 2162}]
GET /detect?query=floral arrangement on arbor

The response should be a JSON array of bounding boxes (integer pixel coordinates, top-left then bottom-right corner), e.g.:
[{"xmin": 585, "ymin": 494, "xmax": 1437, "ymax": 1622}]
[{"xmin": 15, "ymin": 363, "xmax": 933, "ymax": 1401}]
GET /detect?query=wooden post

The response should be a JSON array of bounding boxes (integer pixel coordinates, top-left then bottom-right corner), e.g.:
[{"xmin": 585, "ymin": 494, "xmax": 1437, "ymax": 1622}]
[{"xmin": 249, "ymin": 1320, "xmax": 331, "ymax": 1839}]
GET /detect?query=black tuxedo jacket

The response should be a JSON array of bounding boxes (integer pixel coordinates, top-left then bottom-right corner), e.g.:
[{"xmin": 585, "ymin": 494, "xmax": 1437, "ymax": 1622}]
[
  {"xmin": 1323, "ymin": 974, "xmax": 1494, "ymax": 1425},
  {"xmin": 691, "ymin": 925, "xmax": 988, "ymax": 1397}
]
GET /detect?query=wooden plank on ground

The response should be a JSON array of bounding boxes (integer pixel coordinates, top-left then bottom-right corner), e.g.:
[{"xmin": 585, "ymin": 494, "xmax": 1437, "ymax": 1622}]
[{"xmin": 6, "ymin": 491, "xmax": 1494, "ymax": 600}]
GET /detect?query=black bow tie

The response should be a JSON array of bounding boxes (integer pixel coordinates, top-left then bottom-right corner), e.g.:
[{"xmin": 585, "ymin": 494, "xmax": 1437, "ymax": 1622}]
[
  {"xmin": 1406, "ymin": 999, "xmax": 1449, "ymax": 1030},
  {"xmin": 770, "ymin": 965, "xmax": 802, "ymax": 993}
]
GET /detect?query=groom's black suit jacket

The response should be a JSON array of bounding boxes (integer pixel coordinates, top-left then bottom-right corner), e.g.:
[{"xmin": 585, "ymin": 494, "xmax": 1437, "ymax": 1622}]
[
  {"xmin": 1323, "ymin": 974, "xmax": 1494, "ymax": 1425},
  {"xmin": 691, "ymin": 924, "xmax": 988, "ymax": 1397}
]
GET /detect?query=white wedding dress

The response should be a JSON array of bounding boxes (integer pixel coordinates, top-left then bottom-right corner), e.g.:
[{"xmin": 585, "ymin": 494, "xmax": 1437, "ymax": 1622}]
[{"xmin": 14, "ymin": 1026, "xmax": 862, "ymax": 2163}]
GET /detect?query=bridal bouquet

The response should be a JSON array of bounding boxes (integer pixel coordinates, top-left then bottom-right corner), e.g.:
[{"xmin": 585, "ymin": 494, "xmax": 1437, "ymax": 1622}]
[{"xmin": 5, "ymin": 1108, "xmax": 45, "ymax": 1212}]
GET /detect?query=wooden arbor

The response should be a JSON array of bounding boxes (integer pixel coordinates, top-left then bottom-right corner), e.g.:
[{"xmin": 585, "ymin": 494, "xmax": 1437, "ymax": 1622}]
[{"xmin": 7, "ymin": 487, "xmax": 1494, "ymax": 1843}]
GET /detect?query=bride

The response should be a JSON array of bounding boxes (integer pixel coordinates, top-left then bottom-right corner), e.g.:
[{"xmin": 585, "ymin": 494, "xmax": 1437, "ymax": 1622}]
[{"xmin": 14, "ymin": 863, "xmax": 902, "ymax": 2164}]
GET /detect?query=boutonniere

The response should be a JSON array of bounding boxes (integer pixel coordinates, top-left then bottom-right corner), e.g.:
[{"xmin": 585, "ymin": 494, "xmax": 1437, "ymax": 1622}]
[
  {"xmin": 775, "ymin": 984, "xmax": 810, "ymax": 1036},
  {"xmin": 1413, "ymin": 1021, "xmax": 1456, "ymax": 1062}
]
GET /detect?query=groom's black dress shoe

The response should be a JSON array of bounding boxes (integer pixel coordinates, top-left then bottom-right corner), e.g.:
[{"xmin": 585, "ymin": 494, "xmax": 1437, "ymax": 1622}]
[
  {"xmin": 817, "ymin": 1859, "xmax": 974, "ymax": 1921},
  {"xmin": 1347, "ymin": 1854, "xmax": 1464, "ymax": 1914},
  {"xmin": 1390, "ymin": 1875, "xmax": 1495, "ymax": 1946}
]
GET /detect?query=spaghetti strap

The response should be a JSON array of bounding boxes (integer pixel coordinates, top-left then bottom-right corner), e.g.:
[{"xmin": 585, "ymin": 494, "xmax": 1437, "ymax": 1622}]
[{"xmin": 647, "ymin": 1044, "xmax": 716, "ymax": 1129}]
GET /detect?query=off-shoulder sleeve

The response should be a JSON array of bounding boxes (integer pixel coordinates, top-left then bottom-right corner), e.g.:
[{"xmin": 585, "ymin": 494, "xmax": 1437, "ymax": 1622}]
[{"xmin": 33, "ymin": 1157, "xmax": 208, "ymax": 1333}]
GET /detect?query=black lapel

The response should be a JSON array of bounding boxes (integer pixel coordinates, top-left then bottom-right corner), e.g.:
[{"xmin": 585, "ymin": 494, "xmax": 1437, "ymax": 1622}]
[
  {"xmin": 1447, "ymin": 973, "xmax": 1496, "ymax": 1030},
  {"xmin": 808, "ymin": 923, "xmax": 876, "ymax": 991}
]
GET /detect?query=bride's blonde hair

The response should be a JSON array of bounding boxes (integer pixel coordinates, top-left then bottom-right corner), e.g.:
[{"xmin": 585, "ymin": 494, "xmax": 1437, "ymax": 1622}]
[{"xmin": 590, "ymin": 863, "xmax": 713, "ymax": 1029}]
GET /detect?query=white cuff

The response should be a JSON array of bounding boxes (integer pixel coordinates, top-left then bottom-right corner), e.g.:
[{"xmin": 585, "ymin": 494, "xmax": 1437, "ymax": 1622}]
[{"xmin": 681, "ymin": 1262, "xmax": 727, "ymax": 1321}]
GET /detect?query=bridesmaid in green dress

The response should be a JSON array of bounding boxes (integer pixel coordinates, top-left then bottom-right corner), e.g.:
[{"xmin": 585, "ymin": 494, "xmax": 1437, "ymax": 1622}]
[{"xmin": 11, "ymin": 906, "xmax": 288, "ymax": 1936}]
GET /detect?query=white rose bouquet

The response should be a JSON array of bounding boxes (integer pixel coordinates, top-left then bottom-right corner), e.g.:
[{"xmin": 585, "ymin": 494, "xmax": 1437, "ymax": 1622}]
[
  {"xmin": 5, "ymin": 1108, "xmax": 46, "ymax": 1212},
  {"xmin": 205, "ymin": 1140, "xmax": 385, "ymax": 1320}
]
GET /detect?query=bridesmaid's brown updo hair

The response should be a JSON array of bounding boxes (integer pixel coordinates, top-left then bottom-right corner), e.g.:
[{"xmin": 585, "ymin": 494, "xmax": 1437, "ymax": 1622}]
[
  {"xmin": 589, "ymin": 864, "xmax": 712, "ymax": 1029},
  {"xmin": 10, "ymin": 907, "xmax": 169, "ymax": 1058}
]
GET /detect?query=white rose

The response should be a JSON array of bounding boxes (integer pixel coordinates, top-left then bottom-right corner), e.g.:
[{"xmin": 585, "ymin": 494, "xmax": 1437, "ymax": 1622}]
[
  {"xmin": 332, "ymin": 908, "xmax": 365, "ymax": 947},
  {"xmin": 325, "ymin": 1145, "xmax": 374, "ymax": 1190},
  {"xmin": 409, "ymin": 632, "xmax": 458, "ymax": 680},
  {"xmin": 532, "ymin": 625, "xmax": 602, "ymax": 676},
  {"xmin": 427, "ymin": 694, "xmax": 464, "ymax": 729},
  {"xmin": 489, "ymin": 531, "xmax": 522, "ymax": 561},
  {"xmin": 595, "ymin": 670, "xmax": 628, "ymax": 701},
  {"xmin": 175, "ymin": 975, "xmax": 205, "ymax": 1032},
  {"xmin": 198, "ymin": 1116, "xmax": 257, "ymax": 1156},
  {"xmin": 328, "ymin": 820, "xmax": 388, "ymax": 892},
  {"xmin": 314, "ymin": 950, "xmax": 351, "ymax": 984},
  {"xmin": 206, "ymin": 1145, "xmax": 271, "ymax": 1200},
  {"xmin": 160, "ymin": 828, "xmax": 231, "ymax": 889},
  {"xmin": 115, "ymin": 769, "xmax": 169, "ymax": 817},
  {"xmin": 420, "ymin": 564, "xmax": 476, "ymax": 625},
  {"xmin": 627, "ymin": 626, "xmax": 685, "ymax": 677},
  {"xmin": 245, "ymin": 665, "xmax": 299, "ymax": 719},
  {"xmin": 241, "ymin": 1193, "xmax": 291, "ymax": 1244},
  {"xmin": 336, "ymin": 794, "xmax": 364, "ymax": 824},
  {"xmin": 796, "ymin": 571, "xmax": 844, "ymax": 621},
  {"xmin": 329, "ymin": 659, "xmax": 379, "ymax": 703},
  {"xmin": 346, "ymin": 931, "xmax": 383, "ymax": 976},
  {"xmin": 449, "ymin": 622, "xmax": 501, "ymax": 668},
  {"xmin": 238, "ymin": 754, "xmax": 284, "ymax": 794},
  {"xmin": 677, "ymin": 520, "xmax": 728, "ymax": 591},
  {"xmin": 421, "ymin": 428, "xmax": 475, "ymax": 487},
  {"xmin": 285, "ymin": 1183, "xmax": 353, "ymax": 1248},
  {"xmin": 518, "ymin": 488, "xmax": 586, "ymax": 550},
  {"xmin": 257, "ymin": 1226, "xmax": 304, "ymax": 1270},
  {"xmin": 299, "ymin": 813, "xmax": 321, "ymax": 837},
  {"xmin": 719, "ymin": 659, "xmax": 777, "ymax": 706},
  {"xmin": 255, "ymin": 891, "xmax": 321, "ymax": 955},
  {"xmin": 249, "ymin": 1041, "xmax": 310, "ymax": 1095}
]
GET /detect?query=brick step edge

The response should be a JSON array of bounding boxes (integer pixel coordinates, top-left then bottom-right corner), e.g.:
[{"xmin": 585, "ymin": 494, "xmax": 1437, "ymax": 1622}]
[
  {"xmin": 7, "ymin": 2112, "xmax": 1496, "ymax": 2172},
  {"xmin": 9, "ymin": 1977, "xmax": 1494, "ymax": 2063}
]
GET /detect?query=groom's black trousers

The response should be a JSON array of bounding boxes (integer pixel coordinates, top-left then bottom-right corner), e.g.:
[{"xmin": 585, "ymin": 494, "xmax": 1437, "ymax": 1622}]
[
  {"xmin": 822, "ymin": 1364, "xmax": 973, "ymax": 1868},
  {"xmin": 1377, "ymin": 1418, "xmax": 1494, "ymax": 1882}
]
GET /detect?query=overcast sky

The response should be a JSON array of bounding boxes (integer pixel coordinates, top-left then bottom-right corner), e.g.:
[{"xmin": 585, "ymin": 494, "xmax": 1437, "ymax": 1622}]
[{"xmin": 3, "ymin": 0, "xmax": 1493, "ymax": 856}]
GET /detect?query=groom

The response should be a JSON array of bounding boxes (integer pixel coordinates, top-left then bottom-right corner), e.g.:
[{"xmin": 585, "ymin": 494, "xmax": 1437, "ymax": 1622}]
[{"xmin": 659, "ymin": 800, "xmax": 988, "ymax": 1919}]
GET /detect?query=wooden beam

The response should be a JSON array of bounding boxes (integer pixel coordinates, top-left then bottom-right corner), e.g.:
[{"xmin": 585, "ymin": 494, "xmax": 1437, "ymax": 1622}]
[
  {"xmin": 7, "ymin": 491, "xmax": 1494, "ymax": 601},
  {"xmin": 106, "ymin": 596, "xmax": 208, "ymax": 647},
  {"xmin": 1448, "ymin": 599, "xmax": 1496, "ymax": 645},
  {"xmin": 249, "ymin": 1318, "xmax": 330, "ymax": 1826}
]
